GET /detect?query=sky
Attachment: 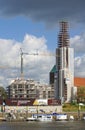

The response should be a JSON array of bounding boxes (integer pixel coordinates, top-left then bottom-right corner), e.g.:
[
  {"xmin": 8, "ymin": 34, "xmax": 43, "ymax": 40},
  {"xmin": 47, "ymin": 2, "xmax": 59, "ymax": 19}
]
[{"xmin": 0, "ymin": 0, "xmax": 85, "ymax": 88}]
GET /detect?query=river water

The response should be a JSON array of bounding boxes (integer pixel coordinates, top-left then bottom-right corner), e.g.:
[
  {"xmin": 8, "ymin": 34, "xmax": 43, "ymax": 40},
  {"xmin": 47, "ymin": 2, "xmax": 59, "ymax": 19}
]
[{"xmin": 0, "ymin": 121, "xmax": 85, "ymax": 130}]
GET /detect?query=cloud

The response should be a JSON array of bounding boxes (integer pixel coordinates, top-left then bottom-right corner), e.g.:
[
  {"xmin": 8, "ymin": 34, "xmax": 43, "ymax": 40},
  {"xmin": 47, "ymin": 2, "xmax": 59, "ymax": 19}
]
[
  {"xmin": 0, "ymin": 34, "xmax": 55, "ymax": 87},
  {"xmin": 0, "ymin": 0, "xmax": 85, "ymax": 26},
  {"xmin": 0, "ymin": 32, "xmax": 85, "ymax": 87},
  {"xmin": 70, "ymin": 33, "xmax": 85, "ymax": 78},
  {"xmin": 70, "ymin": 33, "xmax": 85, "ymax": 55},
  {"xmin": 22, "ymin": 34, "xmax": 47, "ymax": 52},
  {"xmin": 74, "ymin": 55, "xmax": 85, "ymax": 78}
]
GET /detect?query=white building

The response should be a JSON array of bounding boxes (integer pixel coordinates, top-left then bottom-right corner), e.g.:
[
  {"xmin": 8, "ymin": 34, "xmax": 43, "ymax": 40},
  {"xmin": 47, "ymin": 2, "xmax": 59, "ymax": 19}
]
[{"xmin": 7, "ymin": 78, "xmax": 54, "ymax": 99}]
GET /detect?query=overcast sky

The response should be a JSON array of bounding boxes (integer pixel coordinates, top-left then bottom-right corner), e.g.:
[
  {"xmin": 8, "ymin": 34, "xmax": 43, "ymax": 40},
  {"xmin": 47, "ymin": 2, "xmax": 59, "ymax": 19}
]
[{"xmin": 0, "ymin": 0, "xmax": 85, "ymax": 87}]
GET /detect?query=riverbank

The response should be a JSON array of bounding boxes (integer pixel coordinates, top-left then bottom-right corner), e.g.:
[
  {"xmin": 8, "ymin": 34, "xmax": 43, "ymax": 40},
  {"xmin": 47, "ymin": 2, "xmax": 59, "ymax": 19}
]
[
  {"xmin": 0, "ymin": 111, "xmax": 85, "ymax": 122},
  {"xmin": 0, "ymin": 104, "xmax": 85, "ymax": 121}
]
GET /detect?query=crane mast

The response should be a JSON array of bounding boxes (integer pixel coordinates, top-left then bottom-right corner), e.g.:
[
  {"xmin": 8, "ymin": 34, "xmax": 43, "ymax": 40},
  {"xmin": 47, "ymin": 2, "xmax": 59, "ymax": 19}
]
[
  {"xmin": 20, "ymin": 48, "xmax": 38, "ymax": 79},
  {"xmin": 20, "ymin": 48, "xmax": 24, "ymax": 79},
  {"xmin": 20, "ymin": 48, "xmax": 29, "ymax": 79}
]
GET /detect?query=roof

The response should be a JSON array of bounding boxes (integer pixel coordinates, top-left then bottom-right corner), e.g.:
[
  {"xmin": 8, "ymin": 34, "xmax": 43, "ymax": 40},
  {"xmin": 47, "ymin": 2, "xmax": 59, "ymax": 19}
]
[
  {"xmin": 74, "ymin": 77, "xmax": 85, "ymax": 87},
  {"xmin": 50, "ymin": 65, "xmax": 57, "ymax": 73}
]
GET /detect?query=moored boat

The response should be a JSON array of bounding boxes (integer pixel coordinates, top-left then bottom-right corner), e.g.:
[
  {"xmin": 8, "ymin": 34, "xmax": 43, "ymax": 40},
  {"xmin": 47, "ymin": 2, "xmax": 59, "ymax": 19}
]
[
  {"xmin": 52, "ymin": 113, "xmax": 68, "ymax": 121},
  {"xmin": 28, "ymin": 114, "xmax": 53, "ymax": 122},
  {"xmin": 26, "ymin": 116, "xmax": 38, "ymax": 121},
  {"xmin": 37, "ymin": 114, "xmax": 53, "ymax": 121}
]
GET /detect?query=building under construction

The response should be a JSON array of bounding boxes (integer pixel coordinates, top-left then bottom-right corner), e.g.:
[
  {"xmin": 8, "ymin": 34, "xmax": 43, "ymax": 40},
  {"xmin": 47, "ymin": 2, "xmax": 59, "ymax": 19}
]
[
  {"xmin": 7, "ymin": 79, "xmax": 54, "ymax": 99},
  {"xmin": 54, "ymin": 21, "xmax": 74, "ymax": 103},
  {"xmin": 6, "ymin": 21, "xmax": 75, "ymax": 104}
]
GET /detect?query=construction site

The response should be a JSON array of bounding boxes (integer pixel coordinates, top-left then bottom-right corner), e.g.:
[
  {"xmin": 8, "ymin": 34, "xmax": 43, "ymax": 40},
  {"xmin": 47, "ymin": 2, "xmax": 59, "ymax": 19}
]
[{"xmin": 0, "ymin": 21, "xmax": 78, "ymax": 120}]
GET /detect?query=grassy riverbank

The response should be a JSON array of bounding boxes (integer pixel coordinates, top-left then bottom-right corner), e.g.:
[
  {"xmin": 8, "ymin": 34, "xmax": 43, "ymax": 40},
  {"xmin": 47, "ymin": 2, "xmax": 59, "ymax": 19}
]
[
  {"xmin": 63, "ymin": 103, "xmax": 85, "ymax": 112},
  {"xmin": 62, "ymin": 103, "xmax": 85, "ymax": 120}
]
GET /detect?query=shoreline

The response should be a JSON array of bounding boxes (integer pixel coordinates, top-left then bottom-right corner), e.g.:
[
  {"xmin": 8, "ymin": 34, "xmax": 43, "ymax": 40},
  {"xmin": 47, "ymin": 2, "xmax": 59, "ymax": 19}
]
[{"xmin": 0, "ymin": 111, "xmax": 85, "ymax": 122}]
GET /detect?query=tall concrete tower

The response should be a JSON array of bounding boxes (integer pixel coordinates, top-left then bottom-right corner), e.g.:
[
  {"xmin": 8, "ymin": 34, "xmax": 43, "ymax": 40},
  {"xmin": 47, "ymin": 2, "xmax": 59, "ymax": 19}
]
[{"xmin": 55, "ymin": 21, "xmax": 74, "ymax": 103}]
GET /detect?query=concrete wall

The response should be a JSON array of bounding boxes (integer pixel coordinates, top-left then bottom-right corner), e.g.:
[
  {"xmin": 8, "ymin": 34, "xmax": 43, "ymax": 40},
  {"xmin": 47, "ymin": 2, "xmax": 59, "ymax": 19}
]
[{"xmin": 2, "ymin": 105, "xmax": 62, "ymax": 114}]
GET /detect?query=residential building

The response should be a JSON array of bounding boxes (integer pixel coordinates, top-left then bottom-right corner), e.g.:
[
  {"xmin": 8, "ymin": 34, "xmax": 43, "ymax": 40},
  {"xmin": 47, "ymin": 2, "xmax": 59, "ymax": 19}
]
[{"xmin": 7, "ymin": 78, "xmax": 54, "ymax": 99}]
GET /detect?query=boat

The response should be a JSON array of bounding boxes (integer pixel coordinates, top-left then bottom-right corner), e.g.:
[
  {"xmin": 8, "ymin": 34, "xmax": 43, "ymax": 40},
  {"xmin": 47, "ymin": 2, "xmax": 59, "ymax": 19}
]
[
  {"xmin": 52, "ymin": 113, "xmax": 68, "ymax": 121},
  {"xmin": 26, "ymin": 113, "xmax": 68, "ymax": 122},
  {"xmin": 56, "ymin": 114, "xmax": 68, "ymax": 121},
  {"xmin": 38, "ymin": 114, "xmax": 53, "ymax": 121},
  {"xmin": 30, "ymin": 114, "xmax": 53, "ymax": 122},
  {"xmin": 26, "ymin": 116, "xmax": 38, "ymax": 121}
]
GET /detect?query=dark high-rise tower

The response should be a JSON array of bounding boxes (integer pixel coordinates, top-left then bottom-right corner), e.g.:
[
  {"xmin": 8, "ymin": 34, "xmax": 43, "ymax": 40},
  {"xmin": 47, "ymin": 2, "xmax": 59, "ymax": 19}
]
[
  {"xmin": 58, "ymin": 21, "xmax": 69, "ymax": 48},
  {"xmin": 57, "ymin": 22, "xmax": 70, "ymax": 70},
  {"xmin": 55, "ymin": 21, "xmax": 74, "ymax": 103}
]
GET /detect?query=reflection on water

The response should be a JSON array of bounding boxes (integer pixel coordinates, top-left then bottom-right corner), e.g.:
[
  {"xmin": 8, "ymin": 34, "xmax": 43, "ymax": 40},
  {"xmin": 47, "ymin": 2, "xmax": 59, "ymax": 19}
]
[{"xmin": 0, "ymin": 121, "xmax": 85, "ymax": 130}]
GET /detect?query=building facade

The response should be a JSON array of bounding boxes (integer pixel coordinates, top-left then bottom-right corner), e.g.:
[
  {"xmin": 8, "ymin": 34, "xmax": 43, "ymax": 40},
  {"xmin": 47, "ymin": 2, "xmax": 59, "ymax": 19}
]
[
  {"xmin": 55, "ymin": 21, "xmax": 74, "ymax": 103},
  {"xmin": 7, "ymin": 78, "xmax": 54, "ymax": 99}
]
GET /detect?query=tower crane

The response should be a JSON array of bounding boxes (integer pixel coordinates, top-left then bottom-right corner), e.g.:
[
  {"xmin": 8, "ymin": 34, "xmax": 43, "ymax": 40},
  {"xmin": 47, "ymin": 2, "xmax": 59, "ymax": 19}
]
[
  {"xmin": 20, "ymin": 48, "xmax": 59, "ymax": 79},
  {"xmin": 20, "ymin": 48, "xmax": 38, "ymax": 79}
]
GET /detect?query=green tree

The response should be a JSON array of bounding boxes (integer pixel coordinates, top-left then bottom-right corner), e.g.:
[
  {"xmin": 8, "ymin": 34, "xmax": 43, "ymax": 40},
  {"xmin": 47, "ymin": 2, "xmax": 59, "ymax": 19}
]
[
  {"xmin": 0, "ymin": 86, "xmax": 7, "ymax": 100},
  {"xmin": 77, "ymin": 86, "xmax": 85, "ymax": 103}
]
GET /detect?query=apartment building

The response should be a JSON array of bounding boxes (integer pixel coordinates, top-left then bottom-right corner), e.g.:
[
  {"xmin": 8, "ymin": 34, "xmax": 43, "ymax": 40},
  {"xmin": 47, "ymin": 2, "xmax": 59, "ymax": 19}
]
[{"xmin": 7, "ymin": 78, "xmax": 54, "ymax": 99}]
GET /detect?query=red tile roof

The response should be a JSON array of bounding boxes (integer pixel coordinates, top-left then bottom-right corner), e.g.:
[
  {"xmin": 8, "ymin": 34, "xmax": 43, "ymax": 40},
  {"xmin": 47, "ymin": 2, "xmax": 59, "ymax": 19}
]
[{"xmin": 74, "ymin": 77, "xmax": 85, "ymax": 87}]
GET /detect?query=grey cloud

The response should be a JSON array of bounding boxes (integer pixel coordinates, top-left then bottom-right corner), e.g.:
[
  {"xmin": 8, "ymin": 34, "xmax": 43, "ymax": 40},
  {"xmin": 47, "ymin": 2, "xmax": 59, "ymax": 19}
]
[{"xmin": 0, "ymin": 0, "xmax": 85, "ymax": 26}]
